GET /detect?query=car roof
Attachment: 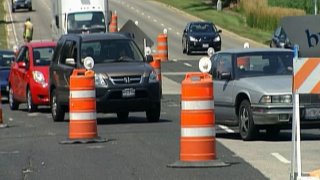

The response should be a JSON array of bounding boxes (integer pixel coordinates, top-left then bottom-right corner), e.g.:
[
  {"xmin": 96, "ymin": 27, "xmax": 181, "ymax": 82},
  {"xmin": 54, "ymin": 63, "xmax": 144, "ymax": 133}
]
[
  {"xmin": 25, "ymin": 41, "xmax": 57, "ymax": 48},
  {"xmin": 63, "ymin": 33, "xmax": 131, "ymax": 42},
  {"xmin": 216, "ymin": 48, "xmax": 293, "ymax": 54}
]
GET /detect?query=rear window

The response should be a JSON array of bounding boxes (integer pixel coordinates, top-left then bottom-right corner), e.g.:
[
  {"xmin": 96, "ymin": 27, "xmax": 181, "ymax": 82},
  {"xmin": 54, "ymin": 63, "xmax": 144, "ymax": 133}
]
[{"xmin": 0, "ymin": 52, "xmax": 14, "ymax": 67}]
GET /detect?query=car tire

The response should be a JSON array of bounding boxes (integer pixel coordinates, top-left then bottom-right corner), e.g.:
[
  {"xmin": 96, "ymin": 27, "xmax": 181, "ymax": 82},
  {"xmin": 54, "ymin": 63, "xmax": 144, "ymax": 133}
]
[
  {"xmin": 9, "ymin": 86, "xmax": 19, "ymax": 110},
  {"xmin": 27, "ymin": 87, "xmax": 37, "ymax": 112},
  {"xmin": 50, "ymin": 89, "xmax": 65, "ymax": 122},
  {"xmin": 266, "ymin": 126, "xmax": 280, "ymax": 138},
  {"xmin": 28, "ymin": 5, "xmax": 32, "ymax": 11},
  {"xmin": 117, "ymin": 112, "xmax": 129, "ymax": 122},
  {"xmin": 238, "ymin": 100, "xmax": 257, "ymax": 141},
  {"xmin": 146, "ymin": 102, "xmax": 160, "ymax": 122},
  {"xmin": 12, "ymin": 7, "xmax": 15, "ymax": 13},
  {"xmin": 182, "ymin": 41, "xmax": 186, "ymax": 54},
  {"xmin": 186, "ymin": 42, "xmax": 191, "ymax": 55}
]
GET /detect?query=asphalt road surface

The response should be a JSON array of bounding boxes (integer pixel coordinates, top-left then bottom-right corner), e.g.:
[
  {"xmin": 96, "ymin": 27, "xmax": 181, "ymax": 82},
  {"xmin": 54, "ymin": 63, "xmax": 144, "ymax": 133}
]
[{"xmin": 2, "ymin": 0, "xmax": 320, "ymax": 179}]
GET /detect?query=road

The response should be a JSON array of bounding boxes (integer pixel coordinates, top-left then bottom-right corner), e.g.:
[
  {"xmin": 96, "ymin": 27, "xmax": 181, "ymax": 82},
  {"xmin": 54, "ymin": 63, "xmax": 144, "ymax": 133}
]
[{"xmin": 2, "ymin": 0, "xmax": 320, "ymax": 179}]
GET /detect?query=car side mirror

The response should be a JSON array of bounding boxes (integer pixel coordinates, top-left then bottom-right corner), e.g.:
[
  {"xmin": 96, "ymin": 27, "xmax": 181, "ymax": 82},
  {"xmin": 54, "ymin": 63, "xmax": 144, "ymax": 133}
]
[
  {"xmin": 66, "ymin": 58, "xmax": 75, "ymax": 66},
  {"xmin": 145, "ymin": 55, "xmax": 153, "ymax": 63},
  {"xmin": 18, "ymin": 61, "xmax": 26, "ymax": 68},
  {"xmin": 218, "ymin": 29, "xmax": 222, "ymax": 33},
  {"xmin": 55, "ymin": 15, "xmax": 59, "ymax": 28},
  {"xmin": 220, "ymin": 72, "xmax": 231, "ymax": 80}
]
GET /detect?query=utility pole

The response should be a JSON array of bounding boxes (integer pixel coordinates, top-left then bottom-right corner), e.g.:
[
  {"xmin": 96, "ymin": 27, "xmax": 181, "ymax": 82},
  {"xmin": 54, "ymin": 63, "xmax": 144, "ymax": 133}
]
[{"xmin": 315, "ymin": 0, "xmax": 318, "ymax": 15}]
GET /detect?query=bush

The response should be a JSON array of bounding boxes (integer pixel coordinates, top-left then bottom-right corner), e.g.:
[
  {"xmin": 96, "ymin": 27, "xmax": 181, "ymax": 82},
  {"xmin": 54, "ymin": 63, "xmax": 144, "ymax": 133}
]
[
  {"xmin": 268, "ymin": 0, "xmax": 320, "ymax": 14},
  {"xmin": 240, "ymin": 0, "xmax": 305, "ymax": 31}
]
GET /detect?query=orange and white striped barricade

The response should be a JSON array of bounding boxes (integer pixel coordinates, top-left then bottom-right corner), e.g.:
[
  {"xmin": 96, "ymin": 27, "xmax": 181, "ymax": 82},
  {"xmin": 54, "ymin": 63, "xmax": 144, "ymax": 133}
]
[
  {"xmin": 149, "ymin": 55, "xmax": 162, "ymax": 96},
  {"xmin": 109, "ymin": 11, "xmax": 118, "ymax": 32},
  {"xmin": 291, "ymin": 57, "xmax": 320, "ymax": 179},
  {"xmin": 61, "ymin": 69, "xmax": 106, "ymax": 144},
  {"xmin": 0, "ymin": 91, "xmax": 8, "ymax": 128},
  {"xmin": 168, "ymin": 72, "xmax": 229, "ymax": 168},
  {"xmin": 156, "ymin": 32, "xmax": 168, "ymax": 62}
]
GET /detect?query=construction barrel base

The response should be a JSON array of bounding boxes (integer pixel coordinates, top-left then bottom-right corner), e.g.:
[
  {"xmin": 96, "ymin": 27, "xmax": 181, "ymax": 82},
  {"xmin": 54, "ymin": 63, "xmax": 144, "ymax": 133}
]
[
  {"xmin": 167, "ymin": 159, "xmax": 230, "ymax": 168},
  {"xmin": 0, "ymin": 124, "xmax": 8, "ymax": 128},
  {"xmin": 60, "ymin": 137, "xmax": 107, "ymax": 144}
]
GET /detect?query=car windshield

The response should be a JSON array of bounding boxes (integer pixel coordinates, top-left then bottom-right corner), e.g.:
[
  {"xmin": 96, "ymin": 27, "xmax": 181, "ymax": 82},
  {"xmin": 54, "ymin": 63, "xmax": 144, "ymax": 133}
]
[
  {"xmin": 0, "ymin": 51, "xmax": 14, "ymax": 67},
  {"xmin": 81, "ymin": 39, "xmax": 144, "ymax": 64},
  {"xmin": 236, "ymin": 52, "xmax": 293, "ymax": 77},
  {"xmin": 33, "ymin": 47, "xmax": 55, "ymax": 66},
  {"xmin": 190, "ymin": 23, "xmax": 215, "ymax": 33},
  {"xmin": 67, "ymin": 12, "xmax": 106, "ymax": 33}
]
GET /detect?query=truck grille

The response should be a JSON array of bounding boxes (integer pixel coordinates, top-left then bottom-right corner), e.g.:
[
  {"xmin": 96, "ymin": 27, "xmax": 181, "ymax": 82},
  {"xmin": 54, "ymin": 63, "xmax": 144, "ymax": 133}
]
[
  {"xmin": 110, "ymin": 75, "xmax": 142, "ymax": 85},
  {"xmin": 300, "ymin": 94, "xmax": 320, "ymax": 106}
]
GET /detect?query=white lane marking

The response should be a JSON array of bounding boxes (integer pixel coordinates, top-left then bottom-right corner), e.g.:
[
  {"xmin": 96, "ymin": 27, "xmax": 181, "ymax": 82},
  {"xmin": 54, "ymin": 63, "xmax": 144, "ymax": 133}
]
[
  {"xmin": 172, "ymin": 59, "xmax": 178, "ymax": 62},
  {"xmin": 271, "ymin": 153, "xmax": 291, "ymax": 164},
  {"xmin": 6, "ymin": 0, "xmax": 18, "ymax": 44},
  {"xmin": 141, "ymin": 12, "xmax": 144, "ymax": 16},
  {"xmin": 0, "ymin": 150, "xmax": 19, "ymax": 154},
  {"xmin": 153, "ymin": 19, "xmax": 157, "ymax": 22},
  {"xmin": 218, "ymin": 125, "xmax": 235, "ymax": 133},
  {"xmin": 161, "ymin": 24, "xmax": 164, "ymax": 27},
  {"xmin": 169, "ymin": 27, "xmax": 172, "ymax": 31},
  {"xmin": 184, "ymin": 63, "xmax": 192, "ymax": 67},
  {"xmin": 176, "ymin": 32, "xmax": 180, "ymax": 36},
  {"xmin": 9, "ymin": 117, "xmax": 13, "ymax": 121},
  {"xmin": 148, "ymin": 16, "xmax": 151, "ymax": 19}
]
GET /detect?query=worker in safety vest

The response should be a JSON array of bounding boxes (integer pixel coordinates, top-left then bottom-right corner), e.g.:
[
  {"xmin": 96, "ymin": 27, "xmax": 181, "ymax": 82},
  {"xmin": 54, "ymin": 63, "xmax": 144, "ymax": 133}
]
[{"xmin": 23, "ymin": 17, "xmax": 33, "ymax": 43}]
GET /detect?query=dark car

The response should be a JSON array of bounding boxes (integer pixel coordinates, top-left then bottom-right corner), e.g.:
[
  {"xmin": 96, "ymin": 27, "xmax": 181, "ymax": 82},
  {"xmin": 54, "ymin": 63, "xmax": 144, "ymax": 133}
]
[
  {"xmin": 11, "ymin": 0, "xmax": 32, "ymax": 12},
  {"xmin": 270, "ymin": 26, "xmax": 292, "ymax": 49},
  {"xmin": 0, "ymin": 50, "xmax": 15, "ymax": 98},
  {"xmin": 208, "ymin": 48, "xmax": 320, "ymax": 140},
  {"xmin": 49, "ymin": 33, "xmax": 161, "ymax": 122},
  {"xmin": 182, "ymin": 21, "xmax": 222, "ymax": 55}
]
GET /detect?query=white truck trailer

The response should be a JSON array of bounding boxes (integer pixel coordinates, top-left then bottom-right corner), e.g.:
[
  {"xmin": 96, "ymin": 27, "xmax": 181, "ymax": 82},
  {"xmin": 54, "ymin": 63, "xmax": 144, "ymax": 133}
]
[{"xmin": 51, "ymin": 0, "xmax": 110, "ymax": 40}]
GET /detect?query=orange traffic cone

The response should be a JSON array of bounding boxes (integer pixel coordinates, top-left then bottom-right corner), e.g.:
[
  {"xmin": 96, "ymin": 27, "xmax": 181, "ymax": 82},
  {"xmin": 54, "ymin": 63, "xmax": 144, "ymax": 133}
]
[
  {"xmin": 0, "ymin": 91, "xmax": 8, "ymax": 128},
  {"xmin": 157, "ymin": 32, "xmax": 168, "ymax": 62},
  {"xmin": 109, "ymin": 11, "xmax": 118, "ymax": 32},
  {"xmin": 61, "ymin": 69, "xmax": 106, "ymax": 144},
  {"xmin": 168, "ymin": 72, "xmax": 229, "ymax": 167}
]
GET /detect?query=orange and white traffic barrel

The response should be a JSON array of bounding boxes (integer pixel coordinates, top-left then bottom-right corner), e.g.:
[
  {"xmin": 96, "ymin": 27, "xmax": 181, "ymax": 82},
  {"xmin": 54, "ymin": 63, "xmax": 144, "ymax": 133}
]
[
  {"xmin": 109, "ymin": 11, "xmax": 118, "ymax": 33},
  {"xmin": 149, "ymin": 56, "xmax": 162, "ymax": 95},
  {"xmin": 168, "ymin": 72, "xmax": 228, "ymax": 167},
  {"xmin": 0, "ymin": 91, "xmax": 8, "ymax": 128},
  {"xmin": 61, "ymin": 69, "xmax": 105, "ymax": 144},
  {"xmin": 157, "ymin": 30, "xmax": 168, "ymax": 62}
]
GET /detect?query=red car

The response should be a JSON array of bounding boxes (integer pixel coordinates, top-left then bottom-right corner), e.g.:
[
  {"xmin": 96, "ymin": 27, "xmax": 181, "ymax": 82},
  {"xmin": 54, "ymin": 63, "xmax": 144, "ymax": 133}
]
[{"xmin": 8, "ymin": 41, "xmax": 56, "ymax": 112}]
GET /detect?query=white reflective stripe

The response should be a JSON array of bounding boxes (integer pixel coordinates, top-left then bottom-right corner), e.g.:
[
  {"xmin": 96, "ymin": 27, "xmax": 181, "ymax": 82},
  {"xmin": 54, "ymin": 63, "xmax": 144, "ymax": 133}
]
[
  {"xmin": 70, "ymin": 90, "xmax": 95, "ymax": 98},
  {"xmin": 157, "ymin": 42, "xmax": 167, "ymax": 46},
  {"xmin": 181, "ymin": 100, "xmax": 214, "ymax": 110},
  {"xmin": 157, "ymin": 50, "xmax": 168, "ymax": 53},
  {"xmin": 70, "ymin": 112, "xmax": 96, "ymax": 120},
  {"xmin": 181, "ymin": 127, "xmax": 215, "ymax": 137},
  {"xmin": 298, "ymin": 63, "xmax": 320, "ymax": 93}
]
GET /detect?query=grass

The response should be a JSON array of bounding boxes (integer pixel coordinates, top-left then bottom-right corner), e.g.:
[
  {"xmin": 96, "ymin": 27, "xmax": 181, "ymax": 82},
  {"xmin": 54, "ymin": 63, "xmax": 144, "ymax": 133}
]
[
  {"xmin": 154, "ymin": 0, "xmax": 278, "ymax": 45},
  {"xmin": 0, "ymin": 0, "xmax": 8, "ymax": 49}
]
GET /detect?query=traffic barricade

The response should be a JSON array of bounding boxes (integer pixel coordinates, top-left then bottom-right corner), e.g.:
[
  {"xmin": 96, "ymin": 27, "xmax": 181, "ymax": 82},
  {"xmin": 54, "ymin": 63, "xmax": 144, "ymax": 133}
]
[
  {"xmin": 156, "ymin": 31, "xmax": 168, "ymax": 62},
  {"xmin": 149, "ymin": 55, "xmax": 162, "ymax": 96},
  {"xmin": 109, "ymin": 11, "xmax": 118, "ymax": 32},
  {"xmin": 0, "ymin": 91, "xmax": 8, "ymax": 128},
  {"xmin": 61, "ymin": 69, "xmax": 106, "ymax": 144},
  {"xmin": 168, "ymin": 72, "xmax": 229, "ymax": 168}
]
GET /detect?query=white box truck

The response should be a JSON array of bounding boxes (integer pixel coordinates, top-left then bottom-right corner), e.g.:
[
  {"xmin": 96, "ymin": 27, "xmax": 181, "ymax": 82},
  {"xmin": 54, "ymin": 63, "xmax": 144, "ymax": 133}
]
[{"xmin": 51, "ymin": 0, "xmax": 110, "ymax": 40}]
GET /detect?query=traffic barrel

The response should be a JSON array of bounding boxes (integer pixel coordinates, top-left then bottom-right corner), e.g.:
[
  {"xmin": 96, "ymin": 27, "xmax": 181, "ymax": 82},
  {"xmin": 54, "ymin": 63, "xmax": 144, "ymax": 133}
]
[
  {"xmin": 157, "ymin": 31, "xmax": 168, "ymax": 62},
  {"xmin": 0, "ymin": 91, "xmax": 8, "ymax": 128},
  {"xmin": 61, "ymin": 69, "xmax": 106, "ymax": 144},
  {"xmin": 149, "ymin": 55, "xmax": 162, "ymax": 96},
  {"xmin": 109, "ymin": 11, "xmax": 118, "ymax": 32},
  {"xmin": 168, "ymin": 72, "xmax": 229, "ymax": 168}
]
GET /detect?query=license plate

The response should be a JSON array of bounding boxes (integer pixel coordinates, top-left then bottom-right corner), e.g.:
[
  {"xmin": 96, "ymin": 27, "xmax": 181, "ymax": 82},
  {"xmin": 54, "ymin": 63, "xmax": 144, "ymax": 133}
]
[
  {"xmin": 305, "ymin": 108, "xmax": 320, "ymax": 120},
  {"xmin": 122, "ymin": 88, "xmax": 135, "ymax": 98},
  {"xmin": 202, "ymin": 44, "xmax": 209, "ymax": 48}
]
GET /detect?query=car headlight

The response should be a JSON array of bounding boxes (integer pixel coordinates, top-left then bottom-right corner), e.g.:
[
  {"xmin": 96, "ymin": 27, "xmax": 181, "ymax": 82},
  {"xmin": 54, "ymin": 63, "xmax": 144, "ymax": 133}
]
[
  {"xmin": 32, "ymin": 71, "xmax": 46, "ymax": 86},
  {"xmin": 213, "ymin": 36, "xmax": 220, "ymax": 42},
  {"xmin": 95, "ymin": 73, "xmax": 108, "ymax": 86},
  {"xmin": 260, "ymin": 95, "xmax": 292, "ymax": 103},
  {"xmin": 189, "ymin": 36, "xmax": 197, "ymax": 42},
  {"xmin": 148, "ymin": 70, "xmax": 159, "ymax": 83}
]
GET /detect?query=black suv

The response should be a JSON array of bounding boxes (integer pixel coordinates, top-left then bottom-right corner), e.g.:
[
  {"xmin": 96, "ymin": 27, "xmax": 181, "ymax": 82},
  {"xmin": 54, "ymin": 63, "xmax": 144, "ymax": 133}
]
[
  {"xmin": 49, "ymin": 33, "xmax": 161, "ymax": 122},
  {"xmin": 11, "ymin": 0, "xmax": 32, "ymax": 12}
]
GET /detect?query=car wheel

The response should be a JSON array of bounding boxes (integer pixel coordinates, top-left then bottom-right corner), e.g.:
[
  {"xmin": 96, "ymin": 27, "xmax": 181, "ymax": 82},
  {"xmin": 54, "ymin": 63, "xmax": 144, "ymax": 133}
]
[
  {"xmin": 238, "ymin": 100, "xmax": 257, "ymax": 141},
  {"xmin": 182, "ymin": 41, "xmax": 186, "ymax": 54},
  {"xmin": 117, "ymin": 112, "xmax": 129, "ymax": 122},
  {"xmin": 9, "ymin": 86, "xmax": 19, "ymax": 110},
  {"xmin": 12, "ymin": 7, "xmax": 15, "ymax": 12},
  {"xmin": 186, "ymin": 42, "xmax": 191, "ymax": 55},
  {"xmin": 146, "ymin": 102, "xmax": 160, "ymax": 122},
  {"xmin": 50, "ymin": 89, "xmax": 65, "ymax": 122},
  {"xmin": 28, "ymin": 5, "xmax": 32, "ymax": 11},
  {"xmin": 26, "ymin": 87, "xmax": 37, "ymax": 112},
  {"xmin": 266, "ymin": 126, "xmax": 280, "ymax": 138}
]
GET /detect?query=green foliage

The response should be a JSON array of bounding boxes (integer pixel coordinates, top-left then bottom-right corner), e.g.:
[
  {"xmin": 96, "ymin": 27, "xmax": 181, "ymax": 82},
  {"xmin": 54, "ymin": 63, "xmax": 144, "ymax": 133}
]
[
  {"xmin": 268, "ymin": 0, "xmax": 320, "ymax": 14},
  {"xmin": 0, "ymin": 0, "xmax": 7, "ymax": 49}
]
